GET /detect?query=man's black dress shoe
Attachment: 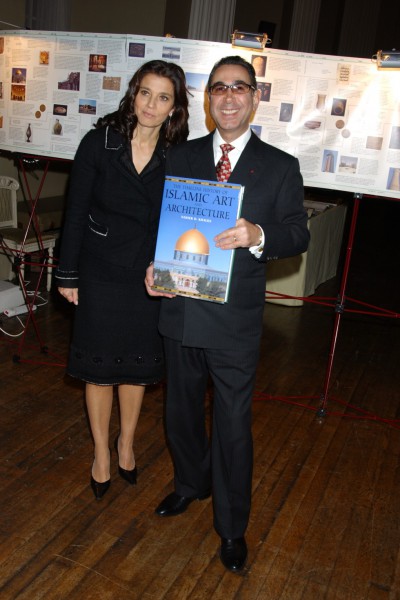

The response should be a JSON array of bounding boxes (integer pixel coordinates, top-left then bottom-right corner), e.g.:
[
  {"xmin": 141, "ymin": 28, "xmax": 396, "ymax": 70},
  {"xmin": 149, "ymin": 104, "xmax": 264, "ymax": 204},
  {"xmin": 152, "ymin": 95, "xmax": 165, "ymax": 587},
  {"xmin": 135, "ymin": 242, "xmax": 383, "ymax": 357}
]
[
  {"xmin": 90, "ymin": 476, "xmax": 110, "ymax": 500},
  {"xmin": 220, "ymin": 537, "xmax": 247, "ymax": 572},
  {"xmin": 155, "ymin": 491, "xmax": 210, "ymax": 516}
]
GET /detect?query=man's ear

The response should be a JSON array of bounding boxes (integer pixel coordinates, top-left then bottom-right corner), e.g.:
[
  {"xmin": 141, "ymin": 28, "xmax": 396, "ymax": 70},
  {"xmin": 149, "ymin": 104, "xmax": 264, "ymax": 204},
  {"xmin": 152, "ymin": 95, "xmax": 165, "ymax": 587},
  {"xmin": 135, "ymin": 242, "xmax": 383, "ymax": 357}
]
[{"xmin": 253, "ymin": 88, "xmax": 261, "ymax": 111}]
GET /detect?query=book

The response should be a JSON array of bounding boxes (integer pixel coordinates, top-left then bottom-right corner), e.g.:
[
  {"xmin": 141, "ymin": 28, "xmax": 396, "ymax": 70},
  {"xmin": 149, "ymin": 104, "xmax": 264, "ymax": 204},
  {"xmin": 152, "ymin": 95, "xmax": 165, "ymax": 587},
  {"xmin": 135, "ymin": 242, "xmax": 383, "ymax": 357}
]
[{"xmin": 152, "ymin": 176, "xmax": 244, "ymax": 303}]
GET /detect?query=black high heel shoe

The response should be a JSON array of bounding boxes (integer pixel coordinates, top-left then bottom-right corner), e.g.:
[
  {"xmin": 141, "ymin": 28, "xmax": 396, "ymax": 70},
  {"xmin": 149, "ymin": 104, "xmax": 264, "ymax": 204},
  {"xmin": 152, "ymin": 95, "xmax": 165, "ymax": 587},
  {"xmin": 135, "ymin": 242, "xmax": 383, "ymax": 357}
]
[
  {"xmin": 114, "ymin": 436, "xmax": 138, "ymax": 485},
  {"xmin": 90, "ymin": 475, "xmax": 110, "ymax": 500},
  {"xmin": 118, "ymin": 464, "xmax": 137, "ymax": 485}
]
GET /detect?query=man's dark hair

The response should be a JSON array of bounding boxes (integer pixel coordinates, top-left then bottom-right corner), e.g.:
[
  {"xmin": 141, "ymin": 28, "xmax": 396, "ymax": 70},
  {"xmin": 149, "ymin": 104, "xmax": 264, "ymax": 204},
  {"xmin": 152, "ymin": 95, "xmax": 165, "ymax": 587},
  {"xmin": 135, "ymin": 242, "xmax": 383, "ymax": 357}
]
[{"xmin": 207, "ymin": 55, "xmax": 257, "ymax": 90}]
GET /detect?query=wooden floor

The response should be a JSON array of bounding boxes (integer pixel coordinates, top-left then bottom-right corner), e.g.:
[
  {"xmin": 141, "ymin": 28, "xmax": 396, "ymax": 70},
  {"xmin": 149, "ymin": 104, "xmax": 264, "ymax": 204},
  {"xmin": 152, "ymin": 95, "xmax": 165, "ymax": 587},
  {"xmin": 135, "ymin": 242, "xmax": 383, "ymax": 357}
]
[{"xmin": 0, "ymin": 197, "xmax": 400, "ymax": 599}]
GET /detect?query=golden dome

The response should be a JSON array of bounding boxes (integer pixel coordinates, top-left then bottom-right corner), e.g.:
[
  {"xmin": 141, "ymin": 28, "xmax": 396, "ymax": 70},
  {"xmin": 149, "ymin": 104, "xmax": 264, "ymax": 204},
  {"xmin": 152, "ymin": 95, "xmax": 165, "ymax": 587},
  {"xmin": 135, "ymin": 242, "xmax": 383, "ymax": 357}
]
[{"xmin": 175, "ymin": 228, "xmax": 209, "ymax": 255}]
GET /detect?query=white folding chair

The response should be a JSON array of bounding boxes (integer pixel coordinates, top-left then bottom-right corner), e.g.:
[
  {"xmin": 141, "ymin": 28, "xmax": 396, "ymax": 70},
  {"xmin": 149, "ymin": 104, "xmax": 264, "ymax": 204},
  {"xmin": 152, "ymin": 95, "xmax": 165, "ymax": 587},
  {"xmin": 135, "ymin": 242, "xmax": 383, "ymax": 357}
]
[{"xmin": 0, "ymin": 175, "xmax": 56, "ymax": 291}]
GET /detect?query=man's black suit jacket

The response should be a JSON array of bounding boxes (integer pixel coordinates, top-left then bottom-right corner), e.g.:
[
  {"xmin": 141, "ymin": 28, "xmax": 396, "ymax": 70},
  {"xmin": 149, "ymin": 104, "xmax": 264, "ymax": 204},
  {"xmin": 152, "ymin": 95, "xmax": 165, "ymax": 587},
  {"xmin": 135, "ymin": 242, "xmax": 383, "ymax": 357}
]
[{"xmin": 159, "ymin": 131, "xmax": 310, "ymax": 350}]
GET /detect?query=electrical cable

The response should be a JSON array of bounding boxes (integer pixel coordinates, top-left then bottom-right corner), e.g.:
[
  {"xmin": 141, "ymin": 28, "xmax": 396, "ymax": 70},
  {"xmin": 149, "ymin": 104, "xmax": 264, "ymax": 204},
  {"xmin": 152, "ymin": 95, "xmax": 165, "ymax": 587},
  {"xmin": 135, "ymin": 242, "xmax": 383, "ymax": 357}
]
[{"xmin": 0, "ymin": 314, "xmax": 26, "ymax": 337}]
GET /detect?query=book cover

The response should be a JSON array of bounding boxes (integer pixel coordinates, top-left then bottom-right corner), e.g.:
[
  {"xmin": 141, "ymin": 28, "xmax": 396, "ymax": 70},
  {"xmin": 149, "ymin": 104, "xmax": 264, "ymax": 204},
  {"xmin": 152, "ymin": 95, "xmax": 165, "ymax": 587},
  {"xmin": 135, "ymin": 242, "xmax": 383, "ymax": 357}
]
[{"xmin": 152, "ymin": 176, "xmax": 244, "ymax": 303}]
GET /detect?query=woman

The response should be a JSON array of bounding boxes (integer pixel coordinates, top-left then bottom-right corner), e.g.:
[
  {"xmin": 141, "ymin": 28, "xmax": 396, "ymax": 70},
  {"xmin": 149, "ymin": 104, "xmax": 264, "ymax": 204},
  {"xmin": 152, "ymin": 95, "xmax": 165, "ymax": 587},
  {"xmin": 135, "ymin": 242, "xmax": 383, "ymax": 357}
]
[{"xmin": 56, "ymin": 60, "xmax": 189, "ymax": 499}]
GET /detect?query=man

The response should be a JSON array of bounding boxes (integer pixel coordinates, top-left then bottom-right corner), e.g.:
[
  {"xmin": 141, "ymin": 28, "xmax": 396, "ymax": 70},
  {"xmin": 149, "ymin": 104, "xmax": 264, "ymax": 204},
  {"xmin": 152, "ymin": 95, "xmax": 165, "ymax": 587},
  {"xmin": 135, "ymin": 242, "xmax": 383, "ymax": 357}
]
[{"xmin": 145, "ymin": 55, "xmax": 309, "ymax": 572}]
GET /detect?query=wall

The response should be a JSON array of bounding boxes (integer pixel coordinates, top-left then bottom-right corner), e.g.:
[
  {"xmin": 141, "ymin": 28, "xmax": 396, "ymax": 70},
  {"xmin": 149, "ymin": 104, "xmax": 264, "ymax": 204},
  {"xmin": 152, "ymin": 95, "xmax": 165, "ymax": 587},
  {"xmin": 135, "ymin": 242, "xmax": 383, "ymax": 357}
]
[
  {"xmin": 233, "ymin": 0, "xmax": 285, "ymax": 48},
  {"xmin": 315, "ymin": 0, "xmax": 346, "ymax": 56},
  {"xmin": 233, "ymin": 0, "xmax": 400, "ymax": 59},
  {"xmin": 70, "ymin": 0, "xmax": 167, "ymax": 35},
  {"xmin": 0, "ymin": 1, "xmax": 25, "ymax": 30},
  {"xmin": 164, "ymin": 0, "xmax": 192, "ymax": 39}
]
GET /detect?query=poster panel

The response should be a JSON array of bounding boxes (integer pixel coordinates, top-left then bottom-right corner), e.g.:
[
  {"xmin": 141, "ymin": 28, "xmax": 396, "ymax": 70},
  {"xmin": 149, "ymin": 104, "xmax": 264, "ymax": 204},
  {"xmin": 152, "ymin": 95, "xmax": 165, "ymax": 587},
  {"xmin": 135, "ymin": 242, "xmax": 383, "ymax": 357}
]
[{"xmin": 0, "ymin": 30, "xmax": 399, "ymax": 198}]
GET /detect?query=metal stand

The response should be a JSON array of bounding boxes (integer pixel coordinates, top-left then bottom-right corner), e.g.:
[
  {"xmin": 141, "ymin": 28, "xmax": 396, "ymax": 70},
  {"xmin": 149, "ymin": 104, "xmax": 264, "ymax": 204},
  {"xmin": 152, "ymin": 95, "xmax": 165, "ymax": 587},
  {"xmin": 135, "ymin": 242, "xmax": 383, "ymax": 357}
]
[
  {"xmin": 263, "ymin": 192, "xmax": 400, "ymax": 426},
  {"xmin": 1, "ymin": 153, "xmax": 69, "ymax": 366},
  {"xmin": 317, "ymin": 193, "xmax": 399, "ymax": 416}
]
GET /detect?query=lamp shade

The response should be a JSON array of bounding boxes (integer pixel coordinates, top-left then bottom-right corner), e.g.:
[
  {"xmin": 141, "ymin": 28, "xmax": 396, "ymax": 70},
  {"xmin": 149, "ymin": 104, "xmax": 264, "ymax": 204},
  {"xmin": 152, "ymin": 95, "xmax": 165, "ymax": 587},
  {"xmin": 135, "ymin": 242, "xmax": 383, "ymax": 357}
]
[
  {"xmin": 231, "ymin": 31, "xmax": 270, "ymax": 50},
  {"xmin": 373, "ymin": 49, "xmax": 400, "ymax": 70}
]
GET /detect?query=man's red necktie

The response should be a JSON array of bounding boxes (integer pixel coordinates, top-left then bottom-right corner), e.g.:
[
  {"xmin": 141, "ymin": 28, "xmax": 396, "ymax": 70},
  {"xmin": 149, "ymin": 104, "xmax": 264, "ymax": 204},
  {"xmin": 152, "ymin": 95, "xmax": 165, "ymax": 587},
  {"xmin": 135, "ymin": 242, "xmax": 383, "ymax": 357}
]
[{"xmin": 216, "ymin": 143, "xmax": 234, "ymax": 182}]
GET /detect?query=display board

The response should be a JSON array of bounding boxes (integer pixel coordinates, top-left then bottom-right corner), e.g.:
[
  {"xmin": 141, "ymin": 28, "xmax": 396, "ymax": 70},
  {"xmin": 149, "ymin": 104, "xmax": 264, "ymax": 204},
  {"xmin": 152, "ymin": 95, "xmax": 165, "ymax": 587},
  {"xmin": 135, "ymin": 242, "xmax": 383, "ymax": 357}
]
[{"xmin": 0, "ymin": 29, "xmax": 400, "ymax": 198}]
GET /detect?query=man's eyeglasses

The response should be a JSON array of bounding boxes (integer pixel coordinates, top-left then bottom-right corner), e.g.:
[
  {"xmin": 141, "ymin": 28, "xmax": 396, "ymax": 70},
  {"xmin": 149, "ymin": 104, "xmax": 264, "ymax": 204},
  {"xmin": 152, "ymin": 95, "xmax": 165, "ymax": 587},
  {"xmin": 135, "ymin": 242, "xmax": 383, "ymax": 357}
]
[{"xmin": 208, "ymin": 82, "xmax": 255, "ymax": 96}]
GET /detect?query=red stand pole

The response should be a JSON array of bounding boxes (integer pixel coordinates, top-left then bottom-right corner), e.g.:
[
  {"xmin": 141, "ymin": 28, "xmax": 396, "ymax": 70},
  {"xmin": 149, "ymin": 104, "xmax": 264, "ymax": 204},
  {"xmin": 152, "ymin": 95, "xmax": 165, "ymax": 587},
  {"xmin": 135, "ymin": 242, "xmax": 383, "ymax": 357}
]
[
  {"xmin": 262, "ymin": 193, "xmax": 400, "ymax": 425},
  {"xmin": 317, "ymin": 193, "xmax": 362, "ymax": 416},
  {"xmin": 17, "ymin": 156, "xmax": 50, "ymax": 252},
  {"xmin": 4, "ymin": 154, "xmax": 68, "ymax": 366}
]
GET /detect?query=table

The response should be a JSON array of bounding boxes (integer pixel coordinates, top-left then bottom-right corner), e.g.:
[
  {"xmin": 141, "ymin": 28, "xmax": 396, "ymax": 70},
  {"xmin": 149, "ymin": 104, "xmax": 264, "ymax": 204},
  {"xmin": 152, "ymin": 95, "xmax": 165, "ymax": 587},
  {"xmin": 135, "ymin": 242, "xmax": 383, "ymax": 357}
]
[{"xmin": 266, "ymin": 201, "xmax": 348, "ymax": 306}]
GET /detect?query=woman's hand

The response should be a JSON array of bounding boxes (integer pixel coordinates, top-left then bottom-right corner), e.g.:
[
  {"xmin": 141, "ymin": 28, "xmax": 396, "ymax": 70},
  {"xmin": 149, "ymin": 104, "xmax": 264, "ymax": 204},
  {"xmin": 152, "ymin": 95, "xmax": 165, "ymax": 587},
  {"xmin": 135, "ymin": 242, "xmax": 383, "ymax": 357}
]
[
  {"xmin": 145, "ymin": 264, "xmax": 175, "ymax": 298},
  {"xmin": 58, "ymin": 287, "xmax": 79, "ymax": 305}
]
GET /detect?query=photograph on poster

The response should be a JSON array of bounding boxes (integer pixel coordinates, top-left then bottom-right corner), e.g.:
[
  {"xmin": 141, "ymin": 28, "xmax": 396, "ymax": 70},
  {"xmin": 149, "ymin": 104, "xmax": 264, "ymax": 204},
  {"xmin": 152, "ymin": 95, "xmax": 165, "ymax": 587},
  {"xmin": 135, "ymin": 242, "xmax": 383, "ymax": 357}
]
[
  {"xmin": 12, "ymin": 68, "xmax": 26, "ymax": 84},
  {"xmin": 387, "ymin": 167, "xmax": 400, "ymax": 190},
  {"xmin": 389, "ymin": 126, "xmax": 400, "ymax": 149},
  {"xmin": 53, "ymin": 104, "xmax": 68, "ymax": 116},
  {"xmin": 279, "ymin": 103, "xmax": 293, "ymax": 122},
  {"xmin": 39, "ymin": 51, "xmax": 49, "ymax": 65},
  {"xmin": 58, "ymin": 72, "xmax": 80, "ymax": 91},
  {"xmin": 52, "ymin": 119, "xmax": 63, "ymax": 135},
  {"xmin": 89, "ymin": 54, "xmax": 107, "ymax": 72},
  {"xmin": 78, "ymin": 99, "xmax": 96, "ymax": 115},
  {"xmin": 11, "ymin": 85, "xmax": 25, "ymax": 101},
  {"xmin": 257, "ymin": 82, "xmax": 271, "ymax": 102},
  {"xmin": 103, "ymin": 76, "xmax": 121, "ymax": 91},
  {"xmin": 128, "ymin": 43, "xmax": 145, "ymax": 57},
  {"xmin": 250, "ymin": 124, "xmax": 262, "ymax": 137},
  {"xmin": 322, "ymin": 150, "xmax": 337, "ymax": 173},
  {"xmin": 251, "ymin": 55, "xmax": 267, "ymax": 77},
  {"xmin": 366, "ymin": 136, "xmax": 383, "ymax": 150},
  {"xmin": 304, "ymin": 120, "xmax": 321, "ymax": 129},
  {"xmin": 338, "ymin": 155, "xmax": 357, "ymax": 174},
  {"xmin": 331, "ymin": 98, "xmax": 347, "ymax": 116},
  {"xmin": 162, "ymin": 46, "xmax": 181, "ymax": 60},
  {"xmin": 185, "ymin": 72, "xmax": 208, "ymax": 93},
  {"xmin": 25, "ymin": 123, "xmax": 32, "ymax": 142},
  {"xmin": 315, "ymin": 93, "xmax": 326, "ymax": 111}
]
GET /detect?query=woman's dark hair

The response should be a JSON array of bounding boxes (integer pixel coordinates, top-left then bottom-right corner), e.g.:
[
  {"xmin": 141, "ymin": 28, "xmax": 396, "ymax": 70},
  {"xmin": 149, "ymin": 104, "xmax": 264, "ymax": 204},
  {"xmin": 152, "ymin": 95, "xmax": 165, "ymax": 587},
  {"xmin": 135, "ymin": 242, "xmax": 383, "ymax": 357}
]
[
  {"xmin": 96, "ymin": 60, "xmax": 190, "ymax": 146},
  {"xmin": 207, "ymin": 55, "xmax": 257, "ymax": 90}
]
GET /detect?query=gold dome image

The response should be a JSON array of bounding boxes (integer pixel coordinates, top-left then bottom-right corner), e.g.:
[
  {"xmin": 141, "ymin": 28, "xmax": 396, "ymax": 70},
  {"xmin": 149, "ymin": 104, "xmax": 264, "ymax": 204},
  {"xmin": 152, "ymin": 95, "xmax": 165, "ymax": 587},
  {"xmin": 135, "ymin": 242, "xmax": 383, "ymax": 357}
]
[{"xmin": 175, "ymin": 228, "xmax": 209, "ymax": 255}]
